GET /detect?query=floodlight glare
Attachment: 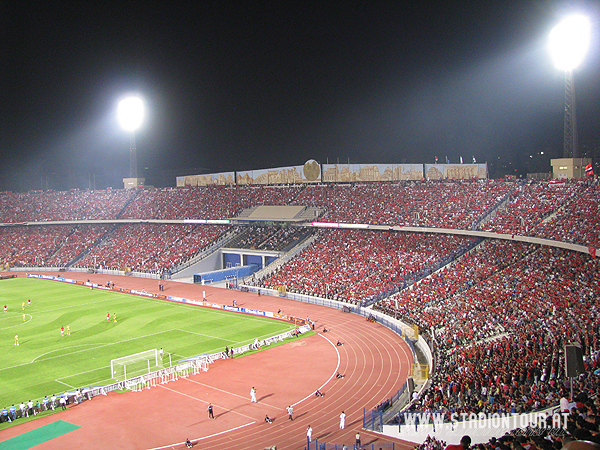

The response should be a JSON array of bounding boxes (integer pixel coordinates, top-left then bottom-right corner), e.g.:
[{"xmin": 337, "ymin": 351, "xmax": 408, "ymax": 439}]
[
  {"xmin": 549, "ymin": 15, "xmax": 591, "ymax": 71},
  {"xmin": 117, "ymin": 97, "xmax": 144, "ymax": 131}
]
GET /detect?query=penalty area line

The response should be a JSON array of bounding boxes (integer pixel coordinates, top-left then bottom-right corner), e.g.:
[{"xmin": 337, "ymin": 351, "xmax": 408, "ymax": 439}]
[
  {"xmin": 144, "ymin": 421, "xmax": 255, "ymax": 450},
  {"xmin": 55, "ymin": 379, "xmax": 76, "ymax": 389}
]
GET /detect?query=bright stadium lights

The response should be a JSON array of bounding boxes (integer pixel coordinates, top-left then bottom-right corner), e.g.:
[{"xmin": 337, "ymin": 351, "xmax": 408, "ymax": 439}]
[
  {"xmin": 117, "ymin": 97, "xmax": 144, "ymax": 132},
  {"xmin": 549, "ymin": 15, "xmax": 591, "ymax": 159},
  {"xmin": 549, "ymin": 15, "xmax": 591, "ymax": 71},
  {"xmin": 117, "ymin": 96, "xmax": 144, "ymax": 181}
]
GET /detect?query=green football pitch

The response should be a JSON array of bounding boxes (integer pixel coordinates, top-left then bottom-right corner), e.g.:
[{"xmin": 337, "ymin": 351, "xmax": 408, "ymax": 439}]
[{"xmin": 0, "ymin": 277, "xmax": 295, "ymax": 408}]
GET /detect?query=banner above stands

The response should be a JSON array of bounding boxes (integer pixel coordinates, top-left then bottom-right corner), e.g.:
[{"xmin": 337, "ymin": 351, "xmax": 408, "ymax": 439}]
[
  {"xmin": 177, "ymin": 161, "xmax": 489, "ymax": 187},
  {"xmin": 424, "ymin": 164, "xmax": 488, "ymax": 180},
  {"xmin": 322, "ymin": 163, "xmax": 423, "ymax": 182},
  {"xmin": 177, "ymin": 171, "xmax": 236, "ymax": 187},
  {"xmin": 237, "ymin": 160, "xmax": 321, "ymax": 185}
]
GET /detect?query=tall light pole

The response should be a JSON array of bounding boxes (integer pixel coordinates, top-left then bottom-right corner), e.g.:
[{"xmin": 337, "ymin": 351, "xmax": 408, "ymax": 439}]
[
  {"xmin": 117, "ymin": 96, "xmax": 144, "ymax": 179},
  {"xmin": 549, "ymin": 15, "xmax": 591, "ymax": 158}
]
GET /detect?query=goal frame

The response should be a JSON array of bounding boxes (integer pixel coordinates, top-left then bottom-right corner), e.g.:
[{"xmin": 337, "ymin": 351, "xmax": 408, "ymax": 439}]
[{"xmin": 110, "ymin": 349, "xmax": 159, "ymax": 380}]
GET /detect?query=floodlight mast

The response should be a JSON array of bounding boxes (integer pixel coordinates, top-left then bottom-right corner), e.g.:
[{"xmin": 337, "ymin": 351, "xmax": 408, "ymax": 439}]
[
  {"xmin": 549, "ymin": 15, "xmax": 591, "ymax": 158},
  {"xmin": 563, "ymin": 70, "xmax": 578, "ymax": 159},
  {"xmin": 129, "ymin": 132, "xmax": 138, "ymax": 179},
  {"xmin": 117, "ymin": 97, "xmax": 144, "ymax": 179}
]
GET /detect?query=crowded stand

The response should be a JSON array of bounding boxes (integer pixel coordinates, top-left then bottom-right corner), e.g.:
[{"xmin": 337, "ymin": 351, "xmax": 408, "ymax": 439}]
[
  {"xmin": 119, "ymin": 185, "xmax": 303, "ymax": 220},
  {"xmin": 226, "ymin": 226, "xmax": 313, "ymax": 252},
  {"xmin": 535, "ymin": 182, "xmax": 600, "ymax": 248},
  {"xmin": 0, "ymin": 225, "xmax": 75, "ymax": 267},
  {"xmin": 2, "ymin": 180, "xmax": 598, "ymax": 276},
  {"xmin": 73, "ymin": 224, "xmax": 225, "ymax": 273},
  {"xmin": 2, "ymin": 181, "xmax": 599, "ymax": 250},
  {"xmin": 44, "ymin": 225, "xmax": 112, "ymax": 267},
  {"xmin": 257, "ymin": 229, "xmax": 474, "ymax": 303},
  {"xmin": 291, "ymin": 181, "xmax": 512, "ymax": 228},
  {"xmin": 0, "ymin": 189, "xmax": 134, "ymax": 223},
  {"xmin": 0, "ymin": 179, "xmax": 599, "ymax": 448},
  {"xmin": 375, "ymin": 240, "xmax": 600, "ymax": 421},
  {"xmin": 479, "ymin": 180, "xmax": 584, "ymax": 237}
]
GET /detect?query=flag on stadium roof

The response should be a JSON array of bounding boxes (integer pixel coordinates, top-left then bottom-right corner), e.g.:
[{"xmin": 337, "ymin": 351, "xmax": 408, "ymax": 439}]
[{"xmin": 585, "ymin": 163, "xmax": 594, "ymax": 177}]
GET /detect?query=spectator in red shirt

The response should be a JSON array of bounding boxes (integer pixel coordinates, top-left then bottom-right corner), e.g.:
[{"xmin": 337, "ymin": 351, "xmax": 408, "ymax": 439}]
[{"xmin": 446, "ymin": 435, "xmax": 471, "ymax": 450}]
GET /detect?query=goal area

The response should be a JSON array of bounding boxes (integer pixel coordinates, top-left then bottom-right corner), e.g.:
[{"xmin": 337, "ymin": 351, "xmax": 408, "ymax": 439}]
[{"xmin": 110, "ymin": 349, "xmax": 161, "ymax": 380}]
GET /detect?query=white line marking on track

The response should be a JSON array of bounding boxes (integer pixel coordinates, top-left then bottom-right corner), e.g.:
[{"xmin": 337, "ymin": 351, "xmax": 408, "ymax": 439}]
[
  {"xmin": 157, "ymin": 384, "xmax": 260, "ymax": 420},
  {"xmin": 291, "ymin": 333, "xmax": 340, "ymax": 407},
  {"xmin": 144, "ymin": 421, "xmax": 255, "ymax": 450},
  {"xmin": 181, "ymin": 377, "xmax": 279, "ymax": 409}
]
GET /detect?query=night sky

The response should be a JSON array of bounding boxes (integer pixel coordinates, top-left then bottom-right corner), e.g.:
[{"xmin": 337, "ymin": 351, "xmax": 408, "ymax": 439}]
[{"xmin": 2, "ymin": 1, "xmax": 600, "ymax": 191}]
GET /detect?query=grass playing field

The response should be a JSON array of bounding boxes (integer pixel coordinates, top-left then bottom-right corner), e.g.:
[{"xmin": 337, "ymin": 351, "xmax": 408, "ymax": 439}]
[{"xmin": 0, "ymin": 277, "xmax": 296, "ymax": 409}]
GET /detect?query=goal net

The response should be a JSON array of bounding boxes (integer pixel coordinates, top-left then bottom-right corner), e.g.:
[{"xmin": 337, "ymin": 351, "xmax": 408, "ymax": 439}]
[{"xmin": 110, "ymin": 349, "xmax": 160, "ymax": 380}]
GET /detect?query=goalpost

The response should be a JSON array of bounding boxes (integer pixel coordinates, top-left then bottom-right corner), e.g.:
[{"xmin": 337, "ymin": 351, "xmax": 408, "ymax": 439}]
[{"xmin": 110, "ymin": 349, "xmax": 161, "ymax": 380}]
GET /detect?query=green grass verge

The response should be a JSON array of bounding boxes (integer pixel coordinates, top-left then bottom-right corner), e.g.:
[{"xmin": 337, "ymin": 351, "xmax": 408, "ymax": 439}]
[
  {"xmin": 0, "ymin": 277, "xmax": 296, "ymax": 411},
  {"xmin": 0, "ymin": 408, "xmax": 62, "ymax": 431}
]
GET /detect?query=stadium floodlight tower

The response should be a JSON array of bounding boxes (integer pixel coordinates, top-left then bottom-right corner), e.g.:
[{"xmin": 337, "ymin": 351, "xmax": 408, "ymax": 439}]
[
  {"xmin": 118, "ymin": 96, "xmax": 145, "ymax": 189},
  {"xmin": 549, "ymin": 14, "xmax": 591, "ymax": 159}
]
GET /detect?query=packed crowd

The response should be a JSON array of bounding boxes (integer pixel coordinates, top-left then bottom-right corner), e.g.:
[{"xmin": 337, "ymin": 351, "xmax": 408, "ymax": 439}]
[
  {"xmin": 119, "ymin": 185, "xmax": 303, "ymax": 220},
  {"xmin": 1, "ymin": 179, "xmax": 598, "ymax": 276},
  {"xmin": 44, "ymin": 225, "xmax": 111, "ymax": 267},
  {"xmin": 74, "ymin": 224, "xmax": 225, "ymax": 273},
  {"xmin": 375, "ymin": 240, "xmax": 600, "ymax": 419},
  {"xmin": 0, "ymin": 179, "xmax": 598, "ymax": 246},
  {"xmin": 0, "ymin": 189, "xmax": 134, "ymax": 223},
  {"xmin": 415, "ymin": 436, "xmax": 446, "ymax": 450},
  {"xmin": 535, "ymin": 183, "xmax": 600, "ymax": 248},
  {"xmin": 479, "ymin": 181, "xmax": 580, "ymax": 235},
  {"xmin": 1, "ymin": 181, "xmax": 599, "ymax": 448},
  {"xmin": 227, "ymin": 226, "xmax": 312, "ymax": 252},
  {"xmin": 0, "ymin": 225, "xmax": 76, "ymax": 267},
  {"xmin": 291, "ymin": 181, "xmax": 512, "ymax": 229},
  {"xmin": 257, "ymin": 229, "xmax": 474, "ymax": 303}
]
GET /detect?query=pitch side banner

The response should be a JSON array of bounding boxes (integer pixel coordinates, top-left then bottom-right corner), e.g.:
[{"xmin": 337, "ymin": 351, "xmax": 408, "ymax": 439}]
[{"xmin": 322, "ymin": 163, "xmax": 423, "ymax": 182}]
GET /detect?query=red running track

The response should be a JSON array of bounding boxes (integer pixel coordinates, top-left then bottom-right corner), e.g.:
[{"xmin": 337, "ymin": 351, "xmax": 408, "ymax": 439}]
[{"xmin": 0, "ymin": 273, "xmax": 415, "ymax": 450}]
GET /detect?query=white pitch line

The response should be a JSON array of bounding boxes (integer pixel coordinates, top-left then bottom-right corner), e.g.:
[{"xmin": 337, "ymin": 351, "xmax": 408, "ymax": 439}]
[
  {"xmin": 30, "ymin": 329, "xmax": 176, "ymax": 364},
  {"xmin": 30, "ymin": 297, "xmax": 119, "ymax": 315},
  {"xmin": 174, "ymin": 328, "xmax": 237, "ymax": 343},
  {"xmin": 55, "ymin": 379, "xmax": 76, "ymax": 389},
  {"xmin": 0, "ymin": 329, "xmax": 176, "ymax": 372},
  {"xmin": 0, "ymin": 314, "xmax": 32, "ymax": 330}
]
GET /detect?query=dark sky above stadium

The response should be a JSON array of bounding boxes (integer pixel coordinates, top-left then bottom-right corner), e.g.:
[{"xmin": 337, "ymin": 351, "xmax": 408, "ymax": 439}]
[{"xmin": 2, "ymin": 1, "xmax": 600, "ymax": 191}]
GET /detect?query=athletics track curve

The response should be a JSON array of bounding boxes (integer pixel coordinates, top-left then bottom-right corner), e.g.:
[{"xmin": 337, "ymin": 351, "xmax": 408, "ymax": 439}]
[{"xmin": 0, "ymin": 273, "xmax": 416, "ymax": 450}]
